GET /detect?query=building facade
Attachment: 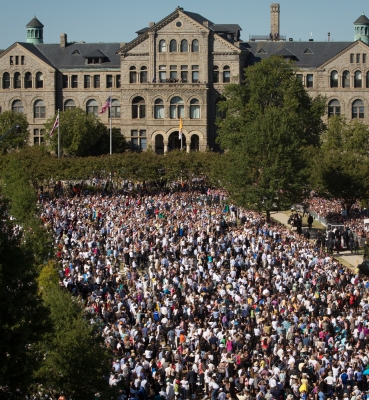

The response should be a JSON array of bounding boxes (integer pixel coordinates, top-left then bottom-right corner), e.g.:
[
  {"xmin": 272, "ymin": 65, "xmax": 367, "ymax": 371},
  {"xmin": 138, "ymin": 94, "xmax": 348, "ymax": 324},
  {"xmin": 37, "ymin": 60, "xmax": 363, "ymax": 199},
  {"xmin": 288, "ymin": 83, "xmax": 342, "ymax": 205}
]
[{"xmin": 0, "ymin": 8, "xmax": 368, "ymax": 151}]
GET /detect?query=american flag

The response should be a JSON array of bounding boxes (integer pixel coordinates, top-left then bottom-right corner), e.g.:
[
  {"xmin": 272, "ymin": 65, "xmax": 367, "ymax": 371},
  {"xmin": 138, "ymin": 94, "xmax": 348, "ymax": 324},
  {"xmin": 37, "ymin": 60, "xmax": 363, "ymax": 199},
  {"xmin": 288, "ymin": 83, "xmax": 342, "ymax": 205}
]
[
  {"xmin": 49, "ymin": 115, "xmax": 59, "ymax": 137},
  {"xmin": 99, "ymin": 96, "xmax": 111, "ymax": 114}
]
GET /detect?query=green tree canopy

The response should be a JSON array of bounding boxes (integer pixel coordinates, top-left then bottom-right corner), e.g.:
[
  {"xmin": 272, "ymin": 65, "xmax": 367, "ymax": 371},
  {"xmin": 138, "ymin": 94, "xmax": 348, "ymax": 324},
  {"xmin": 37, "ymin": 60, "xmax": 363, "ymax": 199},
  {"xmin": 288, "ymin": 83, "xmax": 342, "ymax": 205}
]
[
  {"xmin": 0, "ymin": 199, "xmax": 49, "ymax": 397},
  {"xmin": 44, "ymin": 108, "xmax": 126, "ymax": 157},
  {"xmin": 216, "ymin": 56, "xmax": 326, "ymax": 219},
  {"xmin": 0, "ymin": 111, "xmax": 29, "ymax": 154},
  {"xmin": 312, "ymin": 116, "xmax": 369, "ymax": 214}
]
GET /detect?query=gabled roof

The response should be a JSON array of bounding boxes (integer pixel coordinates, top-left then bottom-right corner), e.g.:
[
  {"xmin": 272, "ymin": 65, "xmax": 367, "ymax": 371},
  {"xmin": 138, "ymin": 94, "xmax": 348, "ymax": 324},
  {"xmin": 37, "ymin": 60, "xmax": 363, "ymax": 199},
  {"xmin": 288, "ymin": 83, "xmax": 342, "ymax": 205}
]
[
  {"xmin": 26, "ymin": 17, "xmax": 44, "ymax": 28},
  {"xmin": 211, "ymin": 24, "xmax": 242, "ymax": 34},
  {"xmin": 354, "ymin": 14, "xmax": 369, "ymax": 25},
  {"xmin": 83, "ymin": 49, "xmax": 107, "ymax": 58},
  {"xmin": 243, "ymin": 41, "xmax": 351, "ymax": 69},
  {"xmin": 136, "ymin": 27, "xmax": 149, "ymax": 35},
  {"xmin": 5, "ymin": 42, "xmax": 56, "ymax": 68},
  {"xmin": 117, "ymin": 8, "xmax": 242, "ymax": 55},
  {"xmin": 273, "ymin": 47, "xmax": 295, "ymax": 57}
]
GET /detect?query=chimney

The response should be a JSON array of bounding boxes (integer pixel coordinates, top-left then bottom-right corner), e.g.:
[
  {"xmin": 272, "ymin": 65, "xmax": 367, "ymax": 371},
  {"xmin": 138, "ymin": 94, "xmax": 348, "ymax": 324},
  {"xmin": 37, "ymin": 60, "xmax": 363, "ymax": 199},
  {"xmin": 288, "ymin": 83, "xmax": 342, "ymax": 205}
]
[
  {"xmin": 328, "ymin": 32, "xmax": 331, "ymax": 42},
  {"xmin": 270, "ymin": 3, "xmax": 280, "ymax": 39},
  {"xmin": 149, "ymin": 22, "xmax": 155, "ymax": 27},
  {"xmin": 203, "ymin": 21, "xmax": 209, "ymax": 28},
  {"xmin": 60, "ymin": 33, "xmax": 67, "ymax": 48}
]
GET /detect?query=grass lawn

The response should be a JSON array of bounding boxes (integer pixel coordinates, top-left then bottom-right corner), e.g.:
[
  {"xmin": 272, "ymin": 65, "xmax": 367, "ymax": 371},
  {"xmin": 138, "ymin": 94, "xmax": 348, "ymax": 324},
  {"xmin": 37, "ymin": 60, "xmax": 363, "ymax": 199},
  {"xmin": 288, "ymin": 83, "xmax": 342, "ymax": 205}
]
[{"xmin": 281, "ymin": 210, "xmax": 326, "ymax": 231}]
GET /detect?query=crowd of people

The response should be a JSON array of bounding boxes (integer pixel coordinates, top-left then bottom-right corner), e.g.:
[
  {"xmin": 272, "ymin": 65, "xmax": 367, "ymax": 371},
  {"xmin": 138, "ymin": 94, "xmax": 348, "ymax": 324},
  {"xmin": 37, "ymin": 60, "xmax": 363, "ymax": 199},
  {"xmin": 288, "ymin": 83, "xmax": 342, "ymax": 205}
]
[
  {"xmin": 307, "ymin": 197, "xmax": 369, "ymax": 240},
  {"xmin": 40, "ymin": 183, "xmax": 369, "ymax": 400}
]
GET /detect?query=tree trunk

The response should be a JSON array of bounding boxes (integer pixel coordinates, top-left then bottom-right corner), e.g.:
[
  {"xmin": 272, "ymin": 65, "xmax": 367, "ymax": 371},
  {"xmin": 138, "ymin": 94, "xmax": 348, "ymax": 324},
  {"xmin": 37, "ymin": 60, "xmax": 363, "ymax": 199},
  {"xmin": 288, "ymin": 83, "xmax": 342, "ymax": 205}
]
[{"xmin": 266, "ymin": 210, "xmax": 271, "ymax": 223}]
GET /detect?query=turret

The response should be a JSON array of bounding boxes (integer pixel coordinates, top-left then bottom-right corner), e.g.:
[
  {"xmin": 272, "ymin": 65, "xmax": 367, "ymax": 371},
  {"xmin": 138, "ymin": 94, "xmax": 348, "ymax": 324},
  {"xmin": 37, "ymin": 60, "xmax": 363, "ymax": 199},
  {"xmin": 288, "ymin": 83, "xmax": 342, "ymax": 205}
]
[
  {"xmin": 354, "ymin": 13, "xmax": 369, "ymax": 45},
  {"xmin": 26, "ymin": 16, "xmax": 44, "ymax": 44}
]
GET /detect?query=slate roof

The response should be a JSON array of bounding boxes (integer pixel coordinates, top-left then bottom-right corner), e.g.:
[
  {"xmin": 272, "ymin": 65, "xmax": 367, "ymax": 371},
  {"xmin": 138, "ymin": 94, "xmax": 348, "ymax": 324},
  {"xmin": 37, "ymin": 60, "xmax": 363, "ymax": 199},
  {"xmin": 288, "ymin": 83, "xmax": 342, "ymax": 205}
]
[
  {"xmin": 354, "ymin": 14, "xmax": 369, "ymax": 25},
  {"xmin": 182, "ymin": 11, "xmax": 214, "ymax": 26},
  {"xmin": 136, "ymin": 27, "xmax": 149, "ymax": 35},
  {"xmin": 29, "ymin": 42, "xmax": 121, "ymax": 69},
  {"xmin": 243, "ymin": 41, "xmax": 352, "ymax": 68},
  {"xmin": 211, "ymin": 24, "xmax": 242, "ymax": 34},
  {"xmin": 26, "ymin": 17, "xmax": 44, "ymax": 28},
  {"xmin": 15, "ymin": 42, "xmax": 56, "ymax": 68},
  {"xmin": 273, "ymin": 47, "xmax": 295, "ymax": 57}
]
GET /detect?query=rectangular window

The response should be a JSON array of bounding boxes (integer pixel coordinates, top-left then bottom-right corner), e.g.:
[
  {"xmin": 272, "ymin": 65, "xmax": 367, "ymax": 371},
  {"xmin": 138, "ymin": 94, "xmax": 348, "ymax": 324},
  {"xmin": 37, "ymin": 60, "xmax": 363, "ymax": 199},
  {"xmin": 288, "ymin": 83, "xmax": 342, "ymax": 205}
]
[
  {"xmin": 84, "ymin": 75, "xmax": 90, "ymax": 89},
  {"xmin": 10, "ymin": 56, "xmax": 13, "ymax": 65},
  {"xmin": 33, "ymin": 129, "xmax": 45, "ymax": 145},
  {"xmin": 130, "ymin": 130, "xmax": 146, "ymax": 151},
  {"xmin": 357, "ymin": 53, "xmax": 361, "ymax": 63},
  {"xmin": 192, "ymin": 65, "xmax": 199, "ymax": 83},
  {"xmin": 363, "ymin": 54, "xmax": 367, "ymax": 63},
  {"xmin": 94, "ymin": 75, "xmax": 100, "ymax": 88},
  {"xmin": 62, "ymin": 74, "xmax": 68, "ymax": 89},
  {"xmin": 296, "ymin": 74, "xmax": 303, "ymax": 81},
  {"xmin": 350, "ymin": 53, "xmax": 354, "ymax": 63},
  {"xmin": 116, "ymin": 75, "xmax": 121, "ymax": 88},
  {"xmin": 15, "ymin": 56, "xmax": 19, "ymax": 65},
  {"xmin": 106, "ymin": 75, "xmax": 113, "ymax": 88},
  {"xmin": 306, "ymin": 74, "xmax": 313, "ymax": 88},
  {"xmin": 213, "ymin": 70, "xmax": 219, "ymax": 83},
  {"xmin": 21, "ymin": 56, "xmax": 25, "ymax": 65},
  {"xmin": 159, "ymin": 65, "xmax": 166, "ymax": 82},
  {"xmin": 181, "ymin": 65, "xmax": 188, "ymax": 83},
  {"xmin": 71, "ymin": 75, "xmax": 78, "ymax": 88}
]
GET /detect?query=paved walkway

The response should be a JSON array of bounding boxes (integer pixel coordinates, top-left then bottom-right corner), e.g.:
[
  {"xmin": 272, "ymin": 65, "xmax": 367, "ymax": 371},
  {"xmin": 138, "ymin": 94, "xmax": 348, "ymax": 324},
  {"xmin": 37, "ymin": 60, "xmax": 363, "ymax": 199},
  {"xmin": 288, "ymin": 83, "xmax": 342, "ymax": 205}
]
[{"xmin": 270, "ymin": 211, "xmax": 363, "ymax": 268}]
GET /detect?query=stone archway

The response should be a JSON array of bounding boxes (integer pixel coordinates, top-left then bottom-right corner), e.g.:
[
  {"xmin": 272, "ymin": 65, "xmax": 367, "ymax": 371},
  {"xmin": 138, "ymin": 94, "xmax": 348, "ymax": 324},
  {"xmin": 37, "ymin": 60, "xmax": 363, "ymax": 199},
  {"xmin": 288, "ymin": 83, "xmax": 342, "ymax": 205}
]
[
  {"xmin": 155, "ymin": 134, "xmax": 164, "ymax": 155},
  {"xmin": 168, "ymin": 131, "xmax": 186, "ymax": 151},
  {"xmin": 190, "ymin": 134, "xmax": 200, "ymax": 151}
]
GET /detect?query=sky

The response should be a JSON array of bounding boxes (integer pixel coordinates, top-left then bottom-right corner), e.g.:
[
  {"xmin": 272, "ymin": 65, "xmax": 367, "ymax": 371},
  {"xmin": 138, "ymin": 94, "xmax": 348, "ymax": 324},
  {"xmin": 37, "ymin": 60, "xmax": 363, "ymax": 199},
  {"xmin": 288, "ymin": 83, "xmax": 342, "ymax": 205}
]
[{"xmin": 0, "ymin": 0, "xmax": 368, "ymax": 49}]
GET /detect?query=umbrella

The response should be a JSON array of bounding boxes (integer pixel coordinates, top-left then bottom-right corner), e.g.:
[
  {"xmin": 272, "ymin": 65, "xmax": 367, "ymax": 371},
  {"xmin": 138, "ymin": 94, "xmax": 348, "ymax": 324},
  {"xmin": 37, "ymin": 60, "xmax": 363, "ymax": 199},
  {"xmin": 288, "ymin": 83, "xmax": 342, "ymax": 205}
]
[{"xmin": 362, "ymin": 369, "xmax": 369, "ymax": 375}]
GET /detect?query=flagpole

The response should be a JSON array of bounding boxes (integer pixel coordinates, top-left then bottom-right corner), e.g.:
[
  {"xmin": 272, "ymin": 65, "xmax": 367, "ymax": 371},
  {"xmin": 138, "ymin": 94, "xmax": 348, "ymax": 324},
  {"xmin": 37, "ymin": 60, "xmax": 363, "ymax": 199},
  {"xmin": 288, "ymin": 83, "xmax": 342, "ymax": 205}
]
[
  {"xmin": 109, "ymin": 89, "xmax": 112, "ymax": 156},
  {"xmin": 57, "ymin": 109, "xmax": 60, "ymax": 159}
]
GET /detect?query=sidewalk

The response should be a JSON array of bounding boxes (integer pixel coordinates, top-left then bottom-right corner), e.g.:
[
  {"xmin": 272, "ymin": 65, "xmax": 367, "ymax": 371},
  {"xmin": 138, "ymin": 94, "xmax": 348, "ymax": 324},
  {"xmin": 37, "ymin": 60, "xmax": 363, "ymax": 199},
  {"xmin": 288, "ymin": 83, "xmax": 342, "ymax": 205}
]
[{"xmin": 270, "ymin": 211, "xmax": 363, "ymax": 268}]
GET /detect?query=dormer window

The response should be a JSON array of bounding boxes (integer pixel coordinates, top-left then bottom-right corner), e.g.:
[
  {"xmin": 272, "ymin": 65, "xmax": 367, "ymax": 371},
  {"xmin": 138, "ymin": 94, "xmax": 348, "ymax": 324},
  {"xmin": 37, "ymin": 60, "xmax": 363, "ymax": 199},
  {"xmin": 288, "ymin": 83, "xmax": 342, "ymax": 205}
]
[
  {"xmin": 72, "ymin": 50, "xmax": 80, "ymax": 55},
  {"xmin": 87, "ymin": 57, "xmax": 102, "ymax": 64},
  {"xmin": 84, "ymin": 49, "xmax": 108, "ymax": 64}
]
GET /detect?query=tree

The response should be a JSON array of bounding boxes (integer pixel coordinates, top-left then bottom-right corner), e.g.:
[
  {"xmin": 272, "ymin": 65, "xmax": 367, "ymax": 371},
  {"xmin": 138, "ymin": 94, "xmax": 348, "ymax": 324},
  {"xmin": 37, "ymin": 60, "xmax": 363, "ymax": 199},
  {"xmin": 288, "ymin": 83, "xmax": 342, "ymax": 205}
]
[
  {"xmin": 216, "ymin": 56, "xmax": 326, "ymax": 220},
  {"xmin": 0, "ymin": 198, "xmax": 49, "ymax": 397},
  {"xmin": 35, "ymin": 264, "xmax": 116, "ymax": 400},
  {"xmin": 312, "ymin": 116, "xmax": 369, "ymax": 214},
  {"xmin": 44, "ymin": 108, "xmax": 120, "ymax": 157},
  {"xmin": 90, "ymin": 127, "xmax": 128, "ymax": 155},
  {"xmin": 0, "ymin": 111, "xmax": 29, "ymax": 154}
]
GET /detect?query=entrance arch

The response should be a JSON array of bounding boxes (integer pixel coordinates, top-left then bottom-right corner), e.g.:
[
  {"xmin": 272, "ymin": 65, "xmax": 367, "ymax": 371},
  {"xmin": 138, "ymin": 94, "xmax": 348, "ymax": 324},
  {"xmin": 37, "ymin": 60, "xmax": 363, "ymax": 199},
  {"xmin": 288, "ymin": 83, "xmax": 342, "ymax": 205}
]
[
  {"xmin": 155, "ymin": 134, "xmax": 164, "ymax": 155},
  {"xmin": 168, "ymin": 131, "xmax": 186, "ymax": 151},
  {"xmin": 190, "ymin": 134, "xmax": 199, "ymax": 151}
]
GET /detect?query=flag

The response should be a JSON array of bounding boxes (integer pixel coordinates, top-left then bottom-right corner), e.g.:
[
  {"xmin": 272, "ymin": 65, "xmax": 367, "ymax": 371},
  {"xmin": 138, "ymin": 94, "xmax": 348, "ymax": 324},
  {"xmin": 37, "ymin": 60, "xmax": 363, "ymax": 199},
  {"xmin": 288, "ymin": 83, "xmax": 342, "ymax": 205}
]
[
  {"xmin": 99, "ymin": 96, "xmax": 111, "ymax": 114},
  {"xmin": 179, "ymin": 116, "xmax": 183, "ymax": 140},
  {"xmin": 49, "ymin": 115, "xmax": 59, "ymax": 137}
]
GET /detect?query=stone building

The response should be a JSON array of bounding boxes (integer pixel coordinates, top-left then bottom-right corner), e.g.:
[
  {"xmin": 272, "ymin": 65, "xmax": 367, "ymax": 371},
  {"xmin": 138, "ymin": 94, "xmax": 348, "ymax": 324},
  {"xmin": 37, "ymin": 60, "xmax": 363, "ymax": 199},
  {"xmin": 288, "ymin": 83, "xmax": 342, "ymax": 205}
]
[{"xmin": 0, "ymin": 7, "xmax": 368, "ymax": 151}]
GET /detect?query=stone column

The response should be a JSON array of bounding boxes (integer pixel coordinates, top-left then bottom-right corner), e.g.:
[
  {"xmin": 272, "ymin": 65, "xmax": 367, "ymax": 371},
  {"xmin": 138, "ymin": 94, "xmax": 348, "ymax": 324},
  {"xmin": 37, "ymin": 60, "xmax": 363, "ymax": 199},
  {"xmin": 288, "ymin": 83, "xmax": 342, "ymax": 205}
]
[
  {"xmin": 186, "ymin": 144, "xmax": 190, "ymax": 153},
  {"xmin": 164, "ymin": 143, "xmax": 168, "ymax": 153}
]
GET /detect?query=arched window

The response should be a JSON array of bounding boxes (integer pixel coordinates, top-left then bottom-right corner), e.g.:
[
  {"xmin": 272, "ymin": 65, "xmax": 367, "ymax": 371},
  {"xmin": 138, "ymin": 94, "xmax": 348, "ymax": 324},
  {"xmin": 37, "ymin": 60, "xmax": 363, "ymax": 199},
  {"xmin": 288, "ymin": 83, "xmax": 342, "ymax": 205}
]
[
  {"xmin": 2, "ymin": 72, "xmax": 10, "ymax": 89},
  {"xmin": 352, "ymin": 99, "xmax": 364, "ymax": 119},
  {"xmin": 223, "ymin": 66, "xmax": 230, "ymax": 83},
  {"xmin": 170, "ymin": 96, "xmax": 184, "ymax": 119},
  {"xmin": 24, "ymin": 72, "xmax": 32, "ymax": 89},
  {"xmin": 12, "ymin": 100, "xmax": 23, "ymax": 113},
  {"xmin": 111, "ymin": 99, "xmax": 121, "ymax": 118},
  {"xmin": 154, "ymin": 99, "xmax": 164, "ymax": 119},
  {"xmin": 86, "ymin": 99, "xmax": 98, "ymax": 116},
  {"xmin": 330, "ymin": 70, "xmax": 338, "ymax": 88},
  {"xmin": 190, "ymin": 99, "xmax": 200, "ymax": 119},
  {"xmin": 328, "ymin": 100, "xmax": 341, "ymax": 117},
  {"xmin": 35, "ymin": 72, "xmax": 43, "ymax": 88},
  {"xmin": 34, "ymin": 100, "xmax": 46, "ymax": 118},
  {"xmin": 342, "ymin": 70, "xmax": 350, "ymax": 88},
  {"xmin": 192, "ymin": 39, "xmax": 199, "ymax": 52},
  {"xmin": 180, "ymin": 39, "xmax": 188, "ymax": 52},
  {"xmin": 64, "ymin": 99, "xmax": 76, "ymax": 111},
  {"xmin": 140, "ymin": 66, "xmax": 147, "ymax": 83},
  {"xmin": 213, "ymin": 66, "xmax": 219, "ymax": 83},
  {"xmin": 129, "ymin": 66, "xmax": 137, "ymax": 83},
  {"xmin": 159, "ymin": 40, "xmax": 166, "ymax": 52},
  {"xmin": 354, "ymin": 71, "xmax": 362, "ymax": 88},
  {"xmin": 14, "ymin": 72, "xmax": 21, "ymax": 89},
  {"xmin": 132, "ymin": 96, "xmax": 145, "ymax": 119},
  {"xmin": 170, "ymin": 39, "xmax": 177, "ymax": 52}
]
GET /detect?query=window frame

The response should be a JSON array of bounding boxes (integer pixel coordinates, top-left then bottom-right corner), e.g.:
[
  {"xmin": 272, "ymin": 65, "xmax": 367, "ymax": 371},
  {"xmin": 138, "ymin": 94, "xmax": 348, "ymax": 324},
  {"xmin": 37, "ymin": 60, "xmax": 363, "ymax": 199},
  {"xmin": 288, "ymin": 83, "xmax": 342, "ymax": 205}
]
[
  {"xmin": 86, "ymin": 99, "xmax": 99, "ymax": 117},
  {"xmin": 154, "ymin": 98, "xmax": 164, "ymax": 119},
  {"xmin": 25, "ymin": 72, "xmax": 32, "ymax": 89},
  {"xmin": 192, "ymin": 39, "xmax": 199, "ymax": 52},
  {"xmin": 170, "ymin": 39, "xmax": 177, "ymax": 52},
  {"xmin": 64, "ymin": 99, "xmax": 76, "ymax": 111},
  {"xmin": 352, "ymin": 99, "xmax": 364, "ymax": 119},
  {"xmin": 14, "ymin": 72, "xmax": 21, "ymax": 89},
  {"xmin": 330, "ymin": 70, "xmax": 338, "ymax": 88},
  {"xmin": 170, "ymin": 96, "xmax": 184, "ymax": 119},
  {"xmin": 180, "ymin": 39, "xmax": 188, "ymax": 52},
  {"xmin": 34, "ymin": 100, "xmax": 46, "ymax": 119},
  {"xmin": 223, "ymin": 66, "xmax": 231, "ymax": 83},
  {"xmin": 159, "ymin": 40, "xmax": 167, "ymax": 52},
  {"xmin": 130, "ymin": 130, "xmax": 147, "ymax": 152},
  {"xmin": 132, "ymin": 97, "xmax": 146, "ymax": 119},
  {"xmin": 93, "ymin": 75, "xmax": 100, "ymax": 89},
  {"xmin": 111, "ymin": 99, "xmax": 121, "ymax": 118},
  {"xmin": 328, "ymin": 100, "xmax": 341, "ymax": 118},
  {"xmin": 35, "ymin": 72, "xmax": 43, "ymax": 89},
  {"xmin": 12, "ymin": 100, "xmax": 23, "ymax": 113},
  {"xmin": 190, "ymin": 98, "xmax": 200, "ymax": 119}
]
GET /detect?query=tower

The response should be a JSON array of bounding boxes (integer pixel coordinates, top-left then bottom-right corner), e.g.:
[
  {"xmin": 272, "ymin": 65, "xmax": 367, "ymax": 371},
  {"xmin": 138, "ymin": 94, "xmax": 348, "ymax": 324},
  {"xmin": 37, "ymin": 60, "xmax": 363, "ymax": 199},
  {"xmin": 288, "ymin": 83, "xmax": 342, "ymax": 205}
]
[
  {"xmin": 26, "ymin": 16, "xmax": 44, "ymax": 44},
  {"xmin": 354, "ymin": 13, "xmax": 369, "ymax": 44},
  {"xmin": 270, "ymin": 3, "xmax": 280, "ymax": 40}
]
